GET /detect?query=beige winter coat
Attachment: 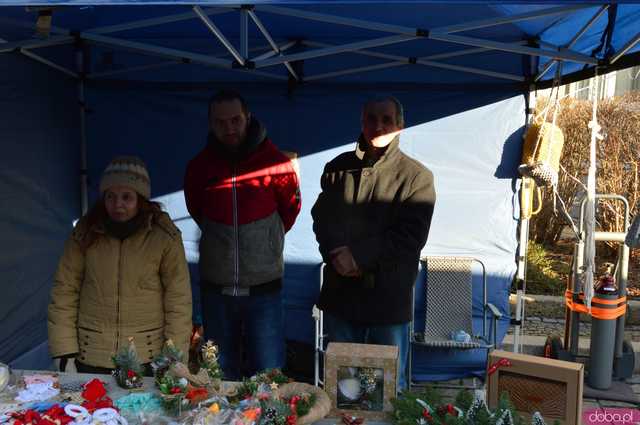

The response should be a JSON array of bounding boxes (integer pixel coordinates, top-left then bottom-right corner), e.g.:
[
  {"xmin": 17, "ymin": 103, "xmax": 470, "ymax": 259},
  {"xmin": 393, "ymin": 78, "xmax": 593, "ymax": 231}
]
[{"xmin": 48, "ymin": 211, "xmax": 192, "ymax": 368}]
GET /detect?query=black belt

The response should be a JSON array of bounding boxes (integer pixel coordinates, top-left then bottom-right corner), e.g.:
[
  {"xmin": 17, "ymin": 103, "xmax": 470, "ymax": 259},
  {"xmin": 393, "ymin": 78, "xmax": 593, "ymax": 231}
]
[{"xmin": 203, "ymin": 278, "xmax": 282, "ymax": 296}]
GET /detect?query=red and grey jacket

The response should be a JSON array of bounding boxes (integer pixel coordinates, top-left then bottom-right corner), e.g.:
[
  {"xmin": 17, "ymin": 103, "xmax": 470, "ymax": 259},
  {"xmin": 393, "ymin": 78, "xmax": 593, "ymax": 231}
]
[{"xmin": 184, "ymin": 117, "xmax": 301, "ymax": 291}]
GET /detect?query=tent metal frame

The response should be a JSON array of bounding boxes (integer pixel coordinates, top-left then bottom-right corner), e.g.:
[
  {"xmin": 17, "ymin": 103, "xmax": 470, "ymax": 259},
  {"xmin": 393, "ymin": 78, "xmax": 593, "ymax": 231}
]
[
  {"xmin": 0, "ymin": 3, "xmax": 631, "ymax": 84},
  {"xmin": 2, "ymin": 2, "xmax": 640, "ymax": 360}
]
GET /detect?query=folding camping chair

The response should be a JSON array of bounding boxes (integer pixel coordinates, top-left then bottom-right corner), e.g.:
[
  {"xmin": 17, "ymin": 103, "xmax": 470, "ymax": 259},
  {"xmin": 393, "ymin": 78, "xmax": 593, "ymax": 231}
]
[{"xmin": 408, "ymin": 256, "xmax": 503, "ymax": 389}]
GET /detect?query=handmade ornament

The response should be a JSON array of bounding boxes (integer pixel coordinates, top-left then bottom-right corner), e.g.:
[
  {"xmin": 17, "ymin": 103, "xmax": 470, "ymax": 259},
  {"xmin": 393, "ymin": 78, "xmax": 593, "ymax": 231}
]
[
  {"xmin": 341, "ymin": 413, "xmax": 365, "ymax": 425},
  {"xmin": 278, "ymin": 382, "xmax": 330, "ymax": 425},
  {"xmin": 23, "ymin": 374, "xmax": 58, "ymax": 387},
  {"xmin": 115, "ymin": 392, "xmax": 163, "ymax": 414},
  {"xmin": 112, "ymin": 337, "xmax": 144, "ymax": 389},
  {"xmin": 325, "ymin": 343, "xmax": 396, "ymax": 419},
  {"xmin": 391, "ymin": 387, "xmax": 551, "ymax": 425},
  {"xmin": 200, "ymin": 340, "xmax": 223, "ymax": 388},
  {"xmin": 81, "ymin": 379, "xmax": 115, "ymax": 413},
  {"xmin": 63, "ymin": 404, "xmax": 128, "ymax": 424},
  {"xmin": 169, "ymin": 361, "xmax": 211, "ymax": 389},
  {"xmin": 15, "ymin": 382, "xmax": 60, "ymax": 403},
  {"xmin": 237, "ymin": 369, "xmax": 290, "ymax": 400},
  {"xmin": 256, "ymin": 397, "xmax": 292, "ymax": 425},
  {"xmin": 151, "ymin": 339, "xmax": 184, "ymax": 381},
  {"xmin": 487, "ymin": 358, "xmax": 512, "ymax": 376},
  {"xmin": 531, "ymin": 412, "xmax": 547, "ymax": 425},
  {"xmin": 9, "ymin": 404, "xmax": 72, "ymax": 425},
  {"xmin": 59, "ymin": 381, "xmax": 86, "ymax": 393},
  {"xmin": 358, "ymin": 368, "xmax": 377, "ymax": 395},
  {"xmin": 157, "ymin": 372, "xmax": 190, "ymax": 415}
]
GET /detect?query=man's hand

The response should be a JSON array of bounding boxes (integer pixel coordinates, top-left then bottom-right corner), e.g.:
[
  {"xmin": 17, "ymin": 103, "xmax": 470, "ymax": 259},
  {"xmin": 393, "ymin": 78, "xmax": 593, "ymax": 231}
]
[{"xmin": 330, "ymin": 246, "xmax": 361, "ymax": 277}]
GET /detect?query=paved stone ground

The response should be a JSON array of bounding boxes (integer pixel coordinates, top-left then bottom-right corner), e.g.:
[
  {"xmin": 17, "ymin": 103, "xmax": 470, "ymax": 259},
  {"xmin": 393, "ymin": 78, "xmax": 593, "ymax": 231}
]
[{"xmin": 507, "ymin": 316, "xmax": 640, "ymax": 342}]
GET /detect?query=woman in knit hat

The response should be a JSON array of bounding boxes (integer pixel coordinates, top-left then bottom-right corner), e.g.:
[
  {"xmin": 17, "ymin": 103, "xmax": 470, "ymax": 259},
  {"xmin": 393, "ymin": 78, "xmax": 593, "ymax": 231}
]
[{"xmin": 48, "ymin": 156, "xmax": 192, "ymax": 374}]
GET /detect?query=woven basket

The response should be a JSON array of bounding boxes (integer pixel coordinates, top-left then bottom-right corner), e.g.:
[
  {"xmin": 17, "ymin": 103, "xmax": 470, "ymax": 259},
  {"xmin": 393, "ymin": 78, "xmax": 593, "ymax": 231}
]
[
  {"xmin": 278, "ymin": 382, "xmax": 331, "ymax": 425},
  {"xmin": 519, "ymin": 121, "xmax": 564, "ymax": 187}
]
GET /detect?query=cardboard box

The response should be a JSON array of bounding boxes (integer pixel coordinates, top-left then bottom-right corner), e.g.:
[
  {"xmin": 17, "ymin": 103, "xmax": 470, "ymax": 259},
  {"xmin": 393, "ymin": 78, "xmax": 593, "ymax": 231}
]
[
  {"xmin": 487, "ymin": 350, "xmax": 584, "ymax": 425},
  {"xmin": 324, "ymin": 342, "xmax": 398, "ymax": 420}
]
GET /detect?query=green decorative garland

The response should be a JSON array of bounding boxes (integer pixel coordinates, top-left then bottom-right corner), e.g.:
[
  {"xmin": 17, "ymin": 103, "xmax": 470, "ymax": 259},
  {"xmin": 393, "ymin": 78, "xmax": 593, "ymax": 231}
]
[{"xmin": 391, "ymin": 387, "xmax": 561, "ymax": 425}]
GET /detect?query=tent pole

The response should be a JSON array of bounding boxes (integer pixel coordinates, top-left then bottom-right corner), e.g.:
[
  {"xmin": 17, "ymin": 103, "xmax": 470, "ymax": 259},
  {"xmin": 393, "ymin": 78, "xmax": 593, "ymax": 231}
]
[
  {"xmin": 0, "ymin": 36, "xmax": 73, "ymax": 53},
  {"xmin": 248, "ymin": 10, "xmax": 298, "ymax": 80},
  {"xmin": 305, "ymin": 61, "xmax": 406, "ymax": 81},
  {"xmin": 88, "ymin": 61, "xmax": 179, "ymax": 79},
  {"xmin": 88, "ymin": 7, "xmax": 229, "ymax": 35},
  {"xmin": 81, "ymin": 32, "xmax": 233, "ymax": 69},
  {"xmin": 240, "ymin": 8, "xmax": 248, "ymax": 59},
  {"xmin": 610, "ymin": 31, "xmax": 640, "ymax": 64},
  {"xmin": 76, "ymin": 41, "xmax": 89, "ymax": 215},
  {"xmin": 254, "ymin": 34, "xmax": 414, "ymax": 69},
  {"xmin": 535, "ymin": 5, "xmax": 608, "ymax": 82},
  {"xmin": 429, "ymin": 33, "xmax": 598, "ymax": 65},
  {"xmin": 431, "ymin": 4, "xmax": 593, "ymax": 34},
  {"xmin": 193, "ymin": 5, "xmax": 245, "ymax": 66},
  {"xmin": 252, "ymin": 40, "xmax": 297, "ymax": 61},
  {"xmin": 19, "ymin": 49, "xmax": 78, "ymax": 78},
  {"xmin": 304, "ymin": 40, "xmax": 524, "ymax": 82},
  {"xmin": 512, "ymin": 84, "xmax": 537, "ymax": 353}
]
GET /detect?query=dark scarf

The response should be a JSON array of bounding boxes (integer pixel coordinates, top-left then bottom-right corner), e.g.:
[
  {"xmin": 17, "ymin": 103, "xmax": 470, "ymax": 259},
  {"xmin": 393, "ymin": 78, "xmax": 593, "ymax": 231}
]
[{"xmin": 104, "ymin": 212, "xmax": 146, "ymax": 240}]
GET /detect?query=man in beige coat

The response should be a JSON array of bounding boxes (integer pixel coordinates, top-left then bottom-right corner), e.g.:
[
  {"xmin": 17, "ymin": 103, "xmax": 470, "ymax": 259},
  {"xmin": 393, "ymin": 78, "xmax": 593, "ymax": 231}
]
[{"xmin": 48, "ymin": 157, "xmax": 192, "ymax": 373}]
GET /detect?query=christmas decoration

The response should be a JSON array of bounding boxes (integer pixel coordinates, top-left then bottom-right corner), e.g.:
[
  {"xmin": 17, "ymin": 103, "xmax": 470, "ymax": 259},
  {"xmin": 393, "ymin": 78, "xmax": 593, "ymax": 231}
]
[
  {"xmin": 341, "ymin": 413, "xmax": 365, "ymax": 425},
  {"xmin": 151, "ymin": 339, "xmax": 184, "ymax": 381},
  {"xmin": 237, "ymin": 369, "xmax": 291, "ymax": 400},
  {"xmin": 358, "ymin": 368, "xmax": 377, "ymax": 395},
  {"xmin": 111, "ymin": 337, "xmax": 143, "ymax": 389},
  {"xmin": 257, "ymin": 398, "xmax": 292, "ymax": 425},
  {"xmin": 81, "ymin": 379, "xmax": 115, "ymax": 413},
  {"xmin": 200, "ymin": 340, "xmax": 223, "ymax": 382},
  {"xmin": 156, "ymin": 373, "xmax": 189, "ymax": 415},
  {"xmin": 391, "ymin": 388, "xmax": 560, "ymax": 425},
  {"xmin": 287, "ymin": 392, "xmax": 317, "ymax": 418}
]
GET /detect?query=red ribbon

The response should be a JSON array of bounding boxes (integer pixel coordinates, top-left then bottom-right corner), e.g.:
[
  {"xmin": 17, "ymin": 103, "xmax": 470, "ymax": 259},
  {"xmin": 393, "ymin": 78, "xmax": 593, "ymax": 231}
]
[
  {"xmin": 82, "ymin": 378, "xmax": 107, "ymax": 402},
  {"xmin": 81, "ymin": 378, "xmax": 115, "ymax": 413},
  {"xmin": 185, "ymin": 387, "xmax": 209, "ymax": 402},
  {"xmin": 487, "ymin": 358, "xmax": 512, "ymax": 376},
  {"xmin": 341, "ymin": 413, "xmax": 365, "ymax": 425},
  {"xmin": 10, "ymin": 404, "xmax": 74, "ymax": 425}
]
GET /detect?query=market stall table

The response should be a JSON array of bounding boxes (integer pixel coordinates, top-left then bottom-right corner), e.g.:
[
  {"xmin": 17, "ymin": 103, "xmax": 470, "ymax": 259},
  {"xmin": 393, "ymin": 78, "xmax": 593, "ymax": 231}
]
[{"xmin": 0, "ymin": 370, "xmax": 362, "ymax": 425}]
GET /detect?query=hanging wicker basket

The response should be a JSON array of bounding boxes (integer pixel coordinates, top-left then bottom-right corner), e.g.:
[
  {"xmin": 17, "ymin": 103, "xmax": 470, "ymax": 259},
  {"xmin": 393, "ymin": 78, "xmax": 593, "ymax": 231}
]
[{"xmin": 519, "ymin": 121, "xmax": 565, "ymax": 187}]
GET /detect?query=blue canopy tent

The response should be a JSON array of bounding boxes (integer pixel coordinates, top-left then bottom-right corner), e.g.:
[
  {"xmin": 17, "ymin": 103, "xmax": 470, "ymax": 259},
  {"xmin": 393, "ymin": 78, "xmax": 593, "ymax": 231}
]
[{"xmin": 1, "ymin": 1, "xmax": 639, "ymax": 382}]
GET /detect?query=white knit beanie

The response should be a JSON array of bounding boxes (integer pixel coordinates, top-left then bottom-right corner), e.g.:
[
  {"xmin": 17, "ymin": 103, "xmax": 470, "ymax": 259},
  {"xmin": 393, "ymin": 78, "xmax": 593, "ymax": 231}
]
[{"xmin": 99, "ymin": 156, "xmax": 151, "ymax": 199}]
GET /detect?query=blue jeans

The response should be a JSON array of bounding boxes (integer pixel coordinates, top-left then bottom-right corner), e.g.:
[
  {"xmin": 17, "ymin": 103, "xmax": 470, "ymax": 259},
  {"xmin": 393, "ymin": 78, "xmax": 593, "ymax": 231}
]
[
  {"xmin": 324, "ymin": 313, "xmax": 409, "ymax": 392},
  {"xmin": 201, "ymin": 288, "xmax": 284, "ymax": 380}
]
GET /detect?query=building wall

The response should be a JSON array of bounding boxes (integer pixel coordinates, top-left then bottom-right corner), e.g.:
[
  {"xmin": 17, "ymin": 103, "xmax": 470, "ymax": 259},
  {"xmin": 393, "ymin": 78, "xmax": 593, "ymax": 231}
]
[{"xmin": 534, "ymin": 65, "xmax": 640, "ymax": 103}]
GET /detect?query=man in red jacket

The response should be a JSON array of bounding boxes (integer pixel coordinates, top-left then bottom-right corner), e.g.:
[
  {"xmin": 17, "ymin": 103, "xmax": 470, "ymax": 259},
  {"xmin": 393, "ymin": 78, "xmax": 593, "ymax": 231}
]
[{"xmin": 184, "ymin": 90, "xmax": 301, "ymax": 379}]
